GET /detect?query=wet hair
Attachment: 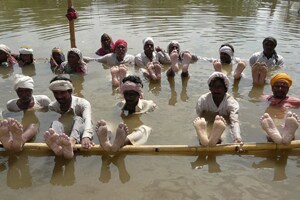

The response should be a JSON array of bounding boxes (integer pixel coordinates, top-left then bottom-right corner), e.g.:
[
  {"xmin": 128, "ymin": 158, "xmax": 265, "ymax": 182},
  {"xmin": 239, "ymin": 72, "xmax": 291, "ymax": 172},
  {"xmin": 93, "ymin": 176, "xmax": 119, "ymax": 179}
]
[
  {"xmin": 209, "ymin": 77, "xmax": 228, "ymax": 93},
  {"xmin": 101, "ymin": 33, "xmax": 111, "ymax": 42},
  {"xmin": 50, "ymin": 75, "xmax": 72, "ymax": 84},
  {"xmin": 122, "ymin": 75, "xmax": 143, "ymax": 88},
  {"xmin": 219, "ymin": 43, "xmax": 234, "ymax": 53}
]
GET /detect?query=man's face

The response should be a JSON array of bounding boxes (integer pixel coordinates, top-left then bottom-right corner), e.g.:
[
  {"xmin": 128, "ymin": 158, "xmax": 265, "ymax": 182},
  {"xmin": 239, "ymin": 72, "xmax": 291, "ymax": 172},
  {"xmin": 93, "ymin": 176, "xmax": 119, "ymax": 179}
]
[
  {"xmin": 263, "ymin": 41, "xmax": 276, "ymax": 55},
  {"xmin": 209, "ymin": 79, "xmax": 226, "ymax": 100},
  {"xmin": 53, "ymin": 90, "xmax": 72, "ymax": 104},
  {"xmin": 20, "ymin": 54, "xmax": 32, "ymax": 64},
  {"xmin": 220, "ymin": 52, "xmax": 231, "ymax": 64},
  {"xmin": 144, "ymin": 41, "xmax": 154, "ymax": 54},
  {"xmin": 16, "ymin": 88, "xmax": 33, "ymax": 101},
  {"xmin": 123, "ymin": 90, "xmax": 140, "ymax": 107},
  {"xmin": 168, "ymin": 44, "xmax": 179, "ymax": 54},
  {"xmin": 115, "ymin": 44, "xmax": 127, "ymax": 58},
  {"xmin": 272, "ymin": 80, "xmax": 289, "ymax": 99}
]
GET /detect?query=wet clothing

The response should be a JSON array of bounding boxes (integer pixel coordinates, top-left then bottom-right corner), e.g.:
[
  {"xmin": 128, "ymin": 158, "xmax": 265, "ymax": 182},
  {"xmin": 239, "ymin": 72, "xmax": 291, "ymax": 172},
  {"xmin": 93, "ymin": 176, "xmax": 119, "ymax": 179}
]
[
  {"xmin": 196, "ymin": 92, "xmax": 241, "ymax": 141},
  {"xmin": 135, "ymin": 51, "xmax": 170, "ymax": 67},
  {"xmin": 7, "ymin": 95, "xmax": 51, "ymax": 112},
  {"xmin": 49, "ymin": 95, "xmax": 93, "ymax": 140},
  {"xmin": 249, "ymin": 51, "xmax": 284, "ymax": 68},
  {"xmin": 264, "ymin": 95, "xmax": 300, "ymax": 109},
  {"xmin": 94, "ymin": 53, "xmax": 135, "ymax": 66}
]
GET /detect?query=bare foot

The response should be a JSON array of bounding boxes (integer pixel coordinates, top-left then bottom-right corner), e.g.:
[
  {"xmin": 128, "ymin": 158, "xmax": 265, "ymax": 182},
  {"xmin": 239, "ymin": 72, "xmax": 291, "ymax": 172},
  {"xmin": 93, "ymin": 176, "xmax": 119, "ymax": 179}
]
[
  {"xmin": 260, "ymin": 113, "xmax": 282, "ymax": 144},
  {"xmin": 44, "ymin": 128, "xmax": 63, "ymax": 156},
  {"xmin": 213, "ymin": 60, "xmax": 222, "ymax": 72},
  {"xmin": 147, "ymin": 62, "xmax": 157, "ymax": 80},
  {"xmin": 118, "ymin": 64, "xmax": 128, "ymax": 84},
  {"xmin": 257, "ymin": 65, "xmax": 267, "ymax": 85},
  {"xmin": 233, "ymin": 61, "xmax": 246, "ymax": 80},
  {"xmin": 8, "ymin": 118, "xmax": 25, "ymax": 152},
  {"xmin": 57, "ymin": 134, "xmax": 74, "ymax": 159},
  {"xmin": 0, "ymin": 120, "xmax": 13, "ymax": 150},
  {"xmin": 208, "ymin": 115, "xmax": 226, "ymax": 146},
  {"xmin": 251, "ymin": 63, "xmax": 260, "ymax": 85},
  {"xmin": 111, "ymin": 66, "xmax": 119, "ymax": 87},
  {"xmin": 193, "ymin": 117, "xmax": 209, "ymax": 146},
  {"xmin": 111, "ymin": 123, "xmax": 129, "ymax": 152},
  {"xmin": 153, "ymin": 61, "xmax": 162, "ymax": 80},
  {"xmin": 282, "ymin": 112, "xmax": 299, "ymax": 145},
  {"xmin": 170, "ymin": 50, "xmax": 179, "ymax": 72},
  {"xmin": 181, "ymin": 52, "xmax": 191, "ymax": 77},
  {"xmin": 96, "ymin": 120, "xmax": 112, "ymax": 152}
]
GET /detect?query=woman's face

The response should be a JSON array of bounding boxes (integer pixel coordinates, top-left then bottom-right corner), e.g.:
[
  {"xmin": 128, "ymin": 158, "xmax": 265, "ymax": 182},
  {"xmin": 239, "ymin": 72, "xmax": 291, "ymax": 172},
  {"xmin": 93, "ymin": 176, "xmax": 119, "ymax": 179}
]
[{"xmin": 68, "ymin": 51, "xmax": 80, "ymax": 66}]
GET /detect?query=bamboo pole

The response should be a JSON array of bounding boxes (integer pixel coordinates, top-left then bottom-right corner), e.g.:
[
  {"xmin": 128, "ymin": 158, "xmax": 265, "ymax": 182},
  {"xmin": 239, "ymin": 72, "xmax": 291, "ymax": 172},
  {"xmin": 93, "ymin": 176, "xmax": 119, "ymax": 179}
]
[
  {"xmin": 1, "ymin": 140, "xmax": 297, "ymax": 154},
  {"xmin": 67, "ymin": 0, "xmax": 76, "ymax": 48}
]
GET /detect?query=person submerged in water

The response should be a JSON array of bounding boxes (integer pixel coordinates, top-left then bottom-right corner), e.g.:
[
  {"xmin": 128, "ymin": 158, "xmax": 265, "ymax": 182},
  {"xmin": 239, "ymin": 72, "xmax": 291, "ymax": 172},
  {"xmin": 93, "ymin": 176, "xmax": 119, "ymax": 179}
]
[
  {"xmin": 260, "ymin": 73, "xmax": 300, "ymax": 145},
  {"xmin": 135, "ymin": 37, "xmax": 170, "ymax": 81},
  {"xmin": 166, "ymin": 41, "xmax": 198, "ymax": 77},
  {"xmin": 0, "ymin": 44, "xmax": 17, "ymax": 67},
  {"xmin": 95, "ymin": 33, "xmax": 114, "ymax": 56},
  {"xmin": 193, "ymin": 72, "xmax": 243, "ymax": 146},
  {"xmin": 14, "ymin": 46, "xmax": 35, "ymax": 66},
  {"xmin": 212, "ymin": 43, "xmax": 246, "ymax": 80},
  {"xmin": 249, "ymin": 37, "xmax": 284, "ymax": 85},
  {"xmin": 95, "ymin": 75, "xmax": 156, "ymax": 152},
  {"xmin": 1, "ymin": 74, "xmax": 51, "ymax": 152},
  {"xmin": 50, "ymin": 47, "xmax": 66, "ymax": 72}
]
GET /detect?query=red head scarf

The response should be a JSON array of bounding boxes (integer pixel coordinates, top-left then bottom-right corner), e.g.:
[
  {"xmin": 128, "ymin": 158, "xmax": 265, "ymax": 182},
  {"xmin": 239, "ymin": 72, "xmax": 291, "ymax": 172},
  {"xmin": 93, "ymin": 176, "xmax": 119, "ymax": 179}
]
[{"xmin": 114, "ymin": 39, "xmax": 127, "ymax": 51}]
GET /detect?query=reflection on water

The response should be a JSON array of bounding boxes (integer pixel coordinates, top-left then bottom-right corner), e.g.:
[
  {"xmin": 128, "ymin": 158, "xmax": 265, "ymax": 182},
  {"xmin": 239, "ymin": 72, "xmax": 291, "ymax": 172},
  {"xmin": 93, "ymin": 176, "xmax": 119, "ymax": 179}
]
[{"xmin": 1, "ymin": 0, "xmax": 300, "ymax": 198}]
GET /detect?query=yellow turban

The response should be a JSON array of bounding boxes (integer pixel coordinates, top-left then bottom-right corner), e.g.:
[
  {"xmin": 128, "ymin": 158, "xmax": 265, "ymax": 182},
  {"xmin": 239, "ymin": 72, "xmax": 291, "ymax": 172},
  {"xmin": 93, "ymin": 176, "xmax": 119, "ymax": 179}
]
[{"xmin": 270, "ymin": 73, "xmax": 292, "ymax": 87}]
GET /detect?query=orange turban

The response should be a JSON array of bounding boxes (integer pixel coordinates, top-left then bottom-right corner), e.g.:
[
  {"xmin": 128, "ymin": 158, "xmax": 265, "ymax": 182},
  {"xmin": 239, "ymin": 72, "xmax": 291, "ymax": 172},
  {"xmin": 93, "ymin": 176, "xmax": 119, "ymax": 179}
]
[{"xmin": 270, "ymin": 73, "xmax": 292, "ymax": 87}]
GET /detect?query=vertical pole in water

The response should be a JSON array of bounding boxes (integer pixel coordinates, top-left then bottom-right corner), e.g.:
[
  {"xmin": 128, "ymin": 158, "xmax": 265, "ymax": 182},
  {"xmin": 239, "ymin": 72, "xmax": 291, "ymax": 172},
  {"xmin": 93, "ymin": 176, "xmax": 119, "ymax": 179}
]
[{"xmin": 67, "ymin": 0, "xmax": 76, "ymax": 48}]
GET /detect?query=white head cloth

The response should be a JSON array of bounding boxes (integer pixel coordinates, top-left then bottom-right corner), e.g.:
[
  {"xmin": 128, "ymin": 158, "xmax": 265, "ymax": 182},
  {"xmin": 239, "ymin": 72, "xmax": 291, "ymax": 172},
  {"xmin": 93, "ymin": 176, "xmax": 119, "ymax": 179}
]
[
  {"xmin": 167, "ymin": 40, "xmax": 180, "ymax": 53},
  {"xmin": 14, "ymin": 74, "xmax": 34, "ymax": 90},
  {"xmin": 68, "ymin": 48, "xmax": 86, "ymax": 64},
  {"xmin": 207, "ymin": 72, "xmax": 230, "ymax": 89},
  {"xmin": 143, "ymin": 37, "xmax": 154, "ymax": 46},
  {"xmin": 19, "ymin": 46, "xmax": 33, "ymax": 55},
  {"xmin": 219, "ymin": 46, "xmax": 233, "ymax": 58},
  {"xmin": 49, "ymin": 80, "xmax": 74, "ymax": 91},
  {"xmin": 0, "ymin": 44, "xmax": 11, "ymax": 54}
]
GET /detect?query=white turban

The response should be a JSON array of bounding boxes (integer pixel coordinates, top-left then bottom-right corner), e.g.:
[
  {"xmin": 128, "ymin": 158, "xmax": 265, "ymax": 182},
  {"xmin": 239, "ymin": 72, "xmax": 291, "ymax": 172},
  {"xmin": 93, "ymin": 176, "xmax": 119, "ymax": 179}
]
[
  {"xmin": 219, "ymin": 46, "xmax": 233, "ymax": 58},
  {"xmin": 49, "ymin": 80, "xmax": 74, "ymax": 91},
  {"xmin": 19, "ymin": 46, "xmax": 33, "ymax": 55},
  {"xmin": 207, "ymin": 72, "xmax": 230, "ymax": 89},
  {"xmin": 14, "ymin": 74, "xmax": 34, "ymax": 91},
  {"xmin": 0, "ymin": 44, "xmax": 11, "ymax": 54},
  {"xmin": 143, "ymin": 37, "xmax": 154, "ymax": 46}
]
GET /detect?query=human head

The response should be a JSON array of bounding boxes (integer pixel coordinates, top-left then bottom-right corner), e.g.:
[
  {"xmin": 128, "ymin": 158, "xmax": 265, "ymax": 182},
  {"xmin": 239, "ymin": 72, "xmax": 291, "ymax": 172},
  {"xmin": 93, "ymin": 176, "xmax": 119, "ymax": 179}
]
[
  {"xmin": 270, "ymin": 73, "xmax": 292, "ymax": 99},
  {"xmin": 167, "ymin": 41, "xmax": 180, "ymax": 54},
  {"xmin": 0, "ymin": 44, "xmax": 11, "ymax": 62},
  {"xmin": 262, "ymin": 37, "xmax": 277, "ymax": 56},
  {"xmin": 121, "ymin": 75, "xmax": 144, "ymax": 104},
  {"xmin": 52, "ymin": 47, "xmax": 65, "ymax": 65},
  {"xmin": 114, "ymin": 39, "xmax": 128, "ymax": 59},
  {"xmin": 143, "ymin": 37, "xmax": 154, "ymax": 54},
  {"xmin": 19, "ymin": 46, "xmax": 34, "ymax": 64},
  {"xmin": 67, "ymin": 48, "xmax": 84, "ymax": 66},
  {"xmin": 219, "ymin": 43, "xmax": 234, "ymax": 64},
  {"xmin": 207, "ymin": 72, "xmax": 229, "ymax": 99},
  {"xmin": 14, "ymin": 74, "xmax": 34, "ymax": 101},
  {"xmin": 49, "ymin": 76, "xmax": 73, "ymax": 104},
  {"xmin": 101, "ymin": 33, "xmax": 113, "ymax": 49}
]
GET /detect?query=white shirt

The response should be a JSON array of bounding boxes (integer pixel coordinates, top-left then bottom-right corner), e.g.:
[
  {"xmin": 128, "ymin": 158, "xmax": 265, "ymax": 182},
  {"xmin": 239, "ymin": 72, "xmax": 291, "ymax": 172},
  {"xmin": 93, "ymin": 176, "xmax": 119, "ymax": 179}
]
[{"xmin": 6, "ymin": 95, "xmax": 51, "ymax": 112}]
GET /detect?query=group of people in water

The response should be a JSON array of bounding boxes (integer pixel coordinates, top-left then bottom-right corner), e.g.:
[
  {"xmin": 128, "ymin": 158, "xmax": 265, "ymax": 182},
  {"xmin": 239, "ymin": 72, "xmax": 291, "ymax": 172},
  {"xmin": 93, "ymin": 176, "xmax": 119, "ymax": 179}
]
[{"xmin": 0, "ymin": 34, "xmax": 299, "ymax": 159}]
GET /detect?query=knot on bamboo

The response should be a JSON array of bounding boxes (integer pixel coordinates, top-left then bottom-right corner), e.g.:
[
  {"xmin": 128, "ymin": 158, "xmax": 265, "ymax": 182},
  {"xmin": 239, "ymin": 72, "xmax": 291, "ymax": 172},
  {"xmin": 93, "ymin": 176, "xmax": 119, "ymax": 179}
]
[{"xmin": 66, "ymin": 7, "xmax": 78, "ymax": 21}]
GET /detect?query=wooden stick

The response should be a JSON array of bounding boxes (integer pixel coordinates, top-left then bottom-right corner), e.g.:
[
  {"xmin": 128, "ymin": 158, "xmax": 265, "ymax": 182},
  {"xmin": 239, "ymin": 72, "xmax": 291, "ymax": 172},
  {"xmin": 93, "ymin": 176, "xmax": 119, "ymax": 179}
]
[
  {"xmin": 68, "ymin": 0, "xmax": 76, "ymax": 48},
  {"xmin": 6, "ymin": 140, "xmax": 300, "ymax": 153}
]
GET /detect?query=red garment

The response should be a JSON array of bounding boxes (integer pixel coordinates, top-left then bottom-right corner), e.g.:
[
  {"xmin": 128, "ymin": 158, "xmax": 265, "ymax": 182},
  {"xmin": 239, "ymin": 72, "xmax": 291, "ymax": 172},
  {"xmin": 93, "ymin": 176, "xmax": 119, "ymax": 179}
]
[{"xmin": 114, "ymin": 39, "xmax": 127, "ymax": 51}]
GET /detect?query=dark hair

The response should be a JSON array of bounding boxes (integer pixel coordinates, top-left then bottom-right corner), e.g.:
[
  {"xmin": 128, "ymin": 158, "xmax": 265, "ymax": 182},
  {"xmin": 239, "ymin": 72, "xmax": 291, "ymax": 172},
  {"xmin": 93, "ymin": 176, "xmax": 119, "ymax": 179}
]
[
  {"xmin": 122, "ymin": 75, "xmax": 143, "ymax": 88},
  {"xmin": 101, "ymin": 33, "xmax": 111, "ymax": 42},
  {"xmin": 220, "ymin": 43, "xmax": 234, "ymax": 53},
  {"xmin": 50, "ymin": 75, "xmax": 72, "ymax": 84}
]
